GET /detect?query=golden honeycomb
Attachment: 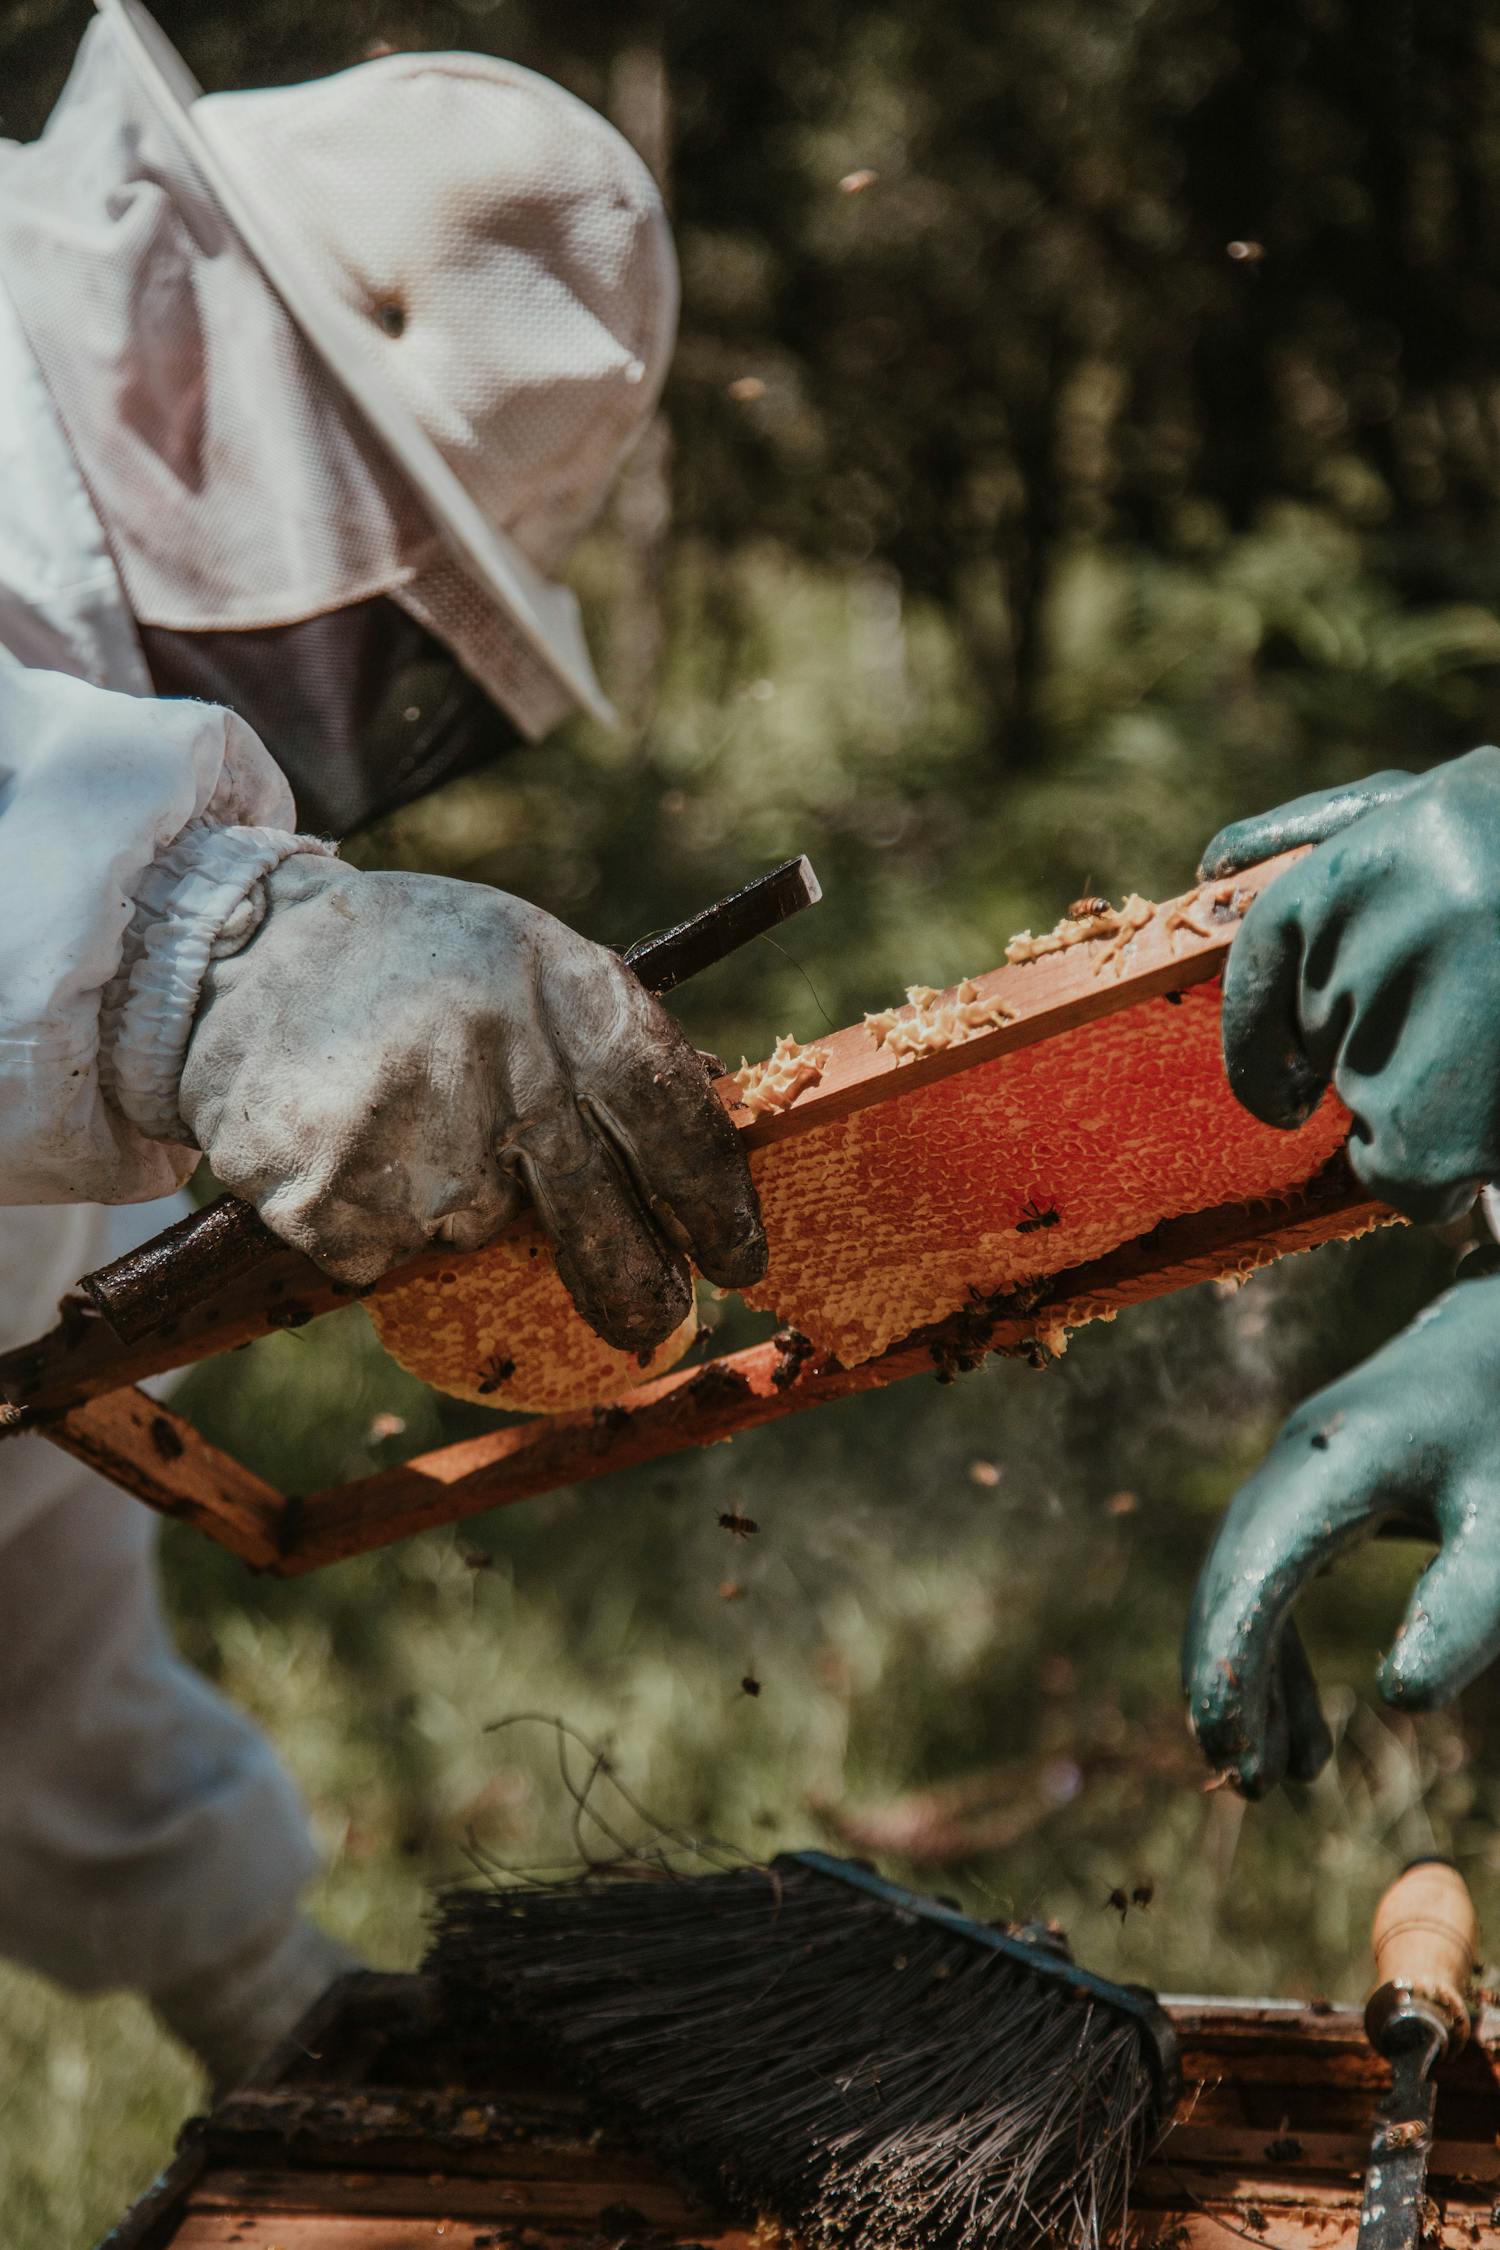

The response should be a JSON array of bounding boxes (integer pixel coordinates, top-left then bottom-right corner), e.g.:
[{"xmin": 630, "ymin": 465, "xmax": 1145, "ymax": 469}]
[
  {"xmin": 367, "ymin": 1214, "xmax": 698, "ymax": 1413},
  {"xmin": 737, "ymin": 977, "xmax": 1348, "ymax": 1363},
  {"xmin": 368, "ymin": 974, "xmax": 1349, "ymax": 1408}
]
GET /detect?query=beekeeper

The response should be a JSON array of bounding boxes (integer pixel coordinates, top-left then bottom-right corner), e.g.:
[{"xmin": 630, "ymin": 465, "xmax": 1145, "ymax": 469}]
[
  {"xmin": 1180, "ymin": 759, "xmax": 1500, "ymax": 1795},
  {"xmin": 0, "ymin": 0, "xmax": 763, "ymax": 2086}
]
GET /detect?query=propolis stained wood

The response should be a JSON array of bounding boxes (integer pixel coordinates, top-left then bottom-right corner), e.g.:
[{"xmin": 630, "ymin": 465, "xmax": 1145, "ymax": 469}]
[
  {"xmin": 368, "ymin": 857, "xmax": 1350, "ymax": 1404},
  {"xmin": 100, "ymin": 1973, "xmax": 1500, "ymax": 2249}
]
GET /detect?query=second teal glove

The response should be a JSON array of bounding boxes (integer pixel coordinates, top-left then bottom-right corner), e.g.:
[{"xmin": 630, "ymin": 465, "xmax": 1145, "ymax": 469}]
[
  {"xmin": 1203, "ymin": 747, "xmax": 1500, "ymax": 1224},
  {"xmin": 1184, "ymin": 1268, "xmax": 1500, "ymax": 1795}
]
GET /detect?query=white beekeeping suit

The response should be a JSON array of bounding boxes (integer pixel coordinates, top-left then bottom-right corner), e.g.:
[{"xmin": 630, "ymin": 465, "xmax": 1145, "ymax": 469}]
[
  {"xmin": 0, "ymin": 209, "xmax": 338, "ymax": 2093},
  {"xmin": 0, "ymin": 1, "xmax": 763, "ymax": 2087}
]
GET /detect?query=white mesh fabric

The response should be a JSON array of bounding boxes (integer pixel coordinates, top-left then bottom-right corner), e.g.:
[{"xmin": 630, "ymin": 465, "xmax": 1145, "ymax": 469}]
[
  {"xmin": 0, "ymin": 24, "xmax": 427, "ymax": 631},
  {"xmin": 0, "ymin": 13, "xmax": 678, "ymax": 737},
  {"xmin": 193, "ymin": 54, "xmax": 678, "ymax": 581},
  {"xmin": 394, "ymin": 560, "xmax": 576, "ymax": 741}
]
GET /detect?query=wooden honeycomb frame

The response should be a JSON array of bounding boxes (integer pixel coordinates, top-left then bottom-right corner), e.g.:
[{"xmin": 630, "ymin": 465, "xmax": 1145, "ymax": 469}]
[{"xmin": 0, "ymin": 851, "xmax": 1391, "ymax": 1576}]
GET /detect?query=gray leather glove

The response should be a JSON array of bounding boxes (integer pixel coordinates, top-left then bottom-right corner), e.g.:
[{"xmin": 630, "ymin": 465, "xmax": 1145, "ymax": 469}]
[{"xmin": 178, "ymin": 855, "xmax": 766, "ymax": 1350}]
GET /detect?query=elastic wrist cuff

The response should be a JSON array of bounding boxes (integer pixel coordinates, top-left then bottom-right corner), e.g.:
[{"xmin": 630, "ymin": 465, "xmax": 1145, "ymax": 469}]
[{"xmin": 100, "ymin": 824, "xmax": 336, "ymax": 1144}]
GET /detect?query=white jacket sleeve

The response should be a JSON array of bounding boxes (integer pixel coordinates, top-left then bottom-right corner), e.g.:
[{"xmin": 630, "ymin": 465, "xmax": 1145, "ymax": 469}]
[{"xmin": 0, "ymin": 651, "xmax": 330, "ymax": 1204}]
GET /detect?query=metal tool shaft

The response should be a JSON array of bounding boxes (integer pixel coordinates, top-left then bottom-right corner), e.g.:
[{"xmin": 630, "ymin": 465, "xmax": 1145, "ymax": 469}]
[
  {"xmin": 624, "ymin": 855, "xmax": 821, "ymax": 993},
  {"xmin": 1355, "ymin": 2026, "xmax": 1443, "ymax": 2250}
]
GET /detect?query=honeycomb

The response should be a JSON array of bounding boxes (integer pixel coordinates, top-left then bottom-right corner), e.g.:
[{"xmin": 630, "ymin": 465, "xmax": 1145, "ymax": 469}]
[
  {"xmin": 368, "ymin": 971, "xmax": 1349, "ymax": 1408},
  {"xmin": 736, "ymin": 977, "xmax": 1348, "ymax": 1364},
  {"xmin": 367, "ymin": 1214, "xmax": 698, "ymax": 1412}
]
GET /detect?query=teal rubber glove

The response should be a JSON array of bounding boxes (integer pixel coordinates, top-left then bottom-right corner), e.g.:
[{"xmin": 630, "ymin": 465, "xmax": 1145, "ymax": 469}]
[
  {"xmin": 1201, "ymin": 747, "xmax": 1500, "ymax": 1224},
  {"xmin": 1184, "ymin": 1268, "xmax": 1500, "ymax": 1796}
]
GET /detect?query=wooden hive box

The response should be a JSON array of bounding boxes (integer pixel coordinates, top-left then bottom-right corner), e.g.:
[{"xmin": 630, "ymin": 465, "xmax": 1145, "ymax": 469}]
[{"xmin": 105, "ymin": 1970, "xmax": 1500, "ymax": 2250}]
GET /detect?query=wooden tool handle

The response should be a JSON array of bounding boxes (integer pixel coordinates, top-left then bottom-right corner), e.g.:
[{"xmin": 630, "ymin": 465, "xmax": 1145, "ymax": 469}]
[
  {"xmin": 78, "ymin": 856, "xmax": 821, "ymax": 1344},
  {"xmin": 1366, "ymin": 1858, "xmax": 1479, "ymax": 2050},
  {"xmin": 78, "ymin": 1193, "xmax": 281, "ymax": 1341}
]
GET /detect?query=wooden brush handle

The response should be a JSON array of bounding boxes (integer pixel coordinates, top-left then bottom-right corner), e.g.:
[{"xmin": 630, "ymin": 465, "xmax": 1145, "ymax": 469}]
[{"xmin": 1366, "ymin": 1858, "xmax": 1479, "ymax": 2050}]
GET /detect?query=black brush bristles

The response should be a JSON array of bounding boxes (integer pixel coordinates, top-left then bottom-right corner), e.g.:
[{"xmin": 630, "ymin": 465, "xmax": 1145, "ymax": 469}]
[{"xmin": 431, "ymin": 1853, "xmax": 1177, "ymax": 2250}]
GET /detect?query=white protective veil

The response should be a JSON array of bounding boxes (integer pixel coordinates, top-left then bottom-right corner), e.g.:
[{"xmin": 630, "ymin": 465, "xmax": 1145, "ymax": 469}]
[{"xmin": 0, "ymin": 1, "xmax": 679, "ymax": 739}]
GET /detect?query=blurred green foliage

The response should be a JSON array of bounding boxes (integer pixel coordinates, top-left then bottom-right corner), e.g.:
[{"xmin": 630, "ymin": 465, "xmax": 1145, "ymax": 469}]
[{"xmin": 9, "ymin": 0, "xmax": 1500, "ymax": 2242}]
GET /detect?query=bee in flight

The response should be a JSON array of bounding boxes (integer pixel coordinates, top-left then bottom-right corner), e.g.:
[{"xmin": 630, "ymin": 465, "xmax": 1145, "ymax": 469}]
[{"xmin": 1105, "ymin": 1882, "xmax": 1155, "ymax": 1920}]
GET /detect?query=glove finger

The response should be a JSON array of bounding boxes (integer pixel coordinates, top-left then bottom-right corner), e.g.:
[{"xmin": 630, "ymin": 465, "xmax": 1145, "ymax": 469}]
[
  {"xmin": 1199, "ymin": 772, "xmax": 1418, "ymax": 880},
  {"xmin": 260, "ymin": 1158, "xmax": 527, "ymax": 1287},
  {"xmin": 543, "ymin": 950, "xmax": 766, "ymax": 1292},
  {"xmin": 1378, "ymin": 1496, "xmax": 1500, "ymax": 1709},
  {"xmin": 1185, "ymin": 1405, "xmax": 1411, "ymax": 1793},
  {"xmin": 429, "ymin": 1169, "xmax": 528, "ymax": 1251},
  {"xmin": 505, "ymin": 1101, "xmax": 693, "ymax": 1354},
  {"xmin": 1344, "ymin": 1135, "xmax": 1483, "ymax": 1228},
  {"xmin": 251, "ymin": 1022, "xmax": 535, "ymax": 1281},
  {"xmin": 1257, "ymin": 1639, "xmax": 1290, "ymax": 1800},
  {"xmin": 1278, "ymin": 1619, "xmax": 1335, "ymax": 1783},
  {"xmin": 585, "ymin": 1024, "xmax": 767, "ymax": 1293},
  {"xmin": 1241, "ymin": 1620, "xmax": 1322, "ymax": 1791},
  {"xmin": 1219, "ymin": 880, "xmax": 1329, "ymax": 1129},
  {"xmin": 1236, "ymin": 1625, "xmax": 1331, "ymax": 1800}
]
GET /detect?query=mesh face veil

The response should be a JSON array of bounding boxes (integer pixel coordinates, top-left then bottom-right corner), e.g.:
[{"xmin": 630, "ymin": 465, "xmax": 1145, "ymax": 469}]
[
  {"xmin": 138, "ymin": 606, "xmax": 521, "ymax": 839},
  {"xmin": 0, "ymin": 7, "xmax": 679, "ymax": 740}
]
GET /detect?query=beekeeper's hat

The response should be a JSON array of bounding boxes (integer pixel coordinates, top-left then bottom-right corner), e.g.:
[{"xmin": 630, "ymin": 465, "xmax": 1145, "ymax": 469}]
[{"xmin": 89, "ymin": 0, "xmax": 680, "ymax": 730}]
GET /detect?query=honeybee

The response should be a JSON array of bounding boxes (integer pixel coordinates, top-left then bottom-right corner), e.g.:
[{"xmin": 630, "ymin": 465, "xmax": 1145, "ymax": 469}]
[
  {"xmin": 1105, "ymin": 1881, "xmax": 1154, "ymax": 1919},
  {"xmin": 1069, "ymin": 896, "xmax": 1111, "ymax": 921},
  {"xmin": 1016, "ymin": 1196, "xmax": 1060, "ymax": 1235},
  {"xmin": 475, "ymin": 1351, "xmax": 516, "ymax": 1396},
  {"xmin": 719, "ymin": 1509, "xmax": 760, "ymax": 1539}
]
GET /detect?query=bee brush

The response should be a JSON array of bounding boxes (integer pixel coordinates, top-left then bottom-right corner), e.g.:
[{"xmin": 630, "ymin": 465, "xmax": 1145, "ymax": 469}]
[{"xmin": 430, "ymin": 1849, "xmax": 1181, "ymax": 2250}]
